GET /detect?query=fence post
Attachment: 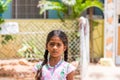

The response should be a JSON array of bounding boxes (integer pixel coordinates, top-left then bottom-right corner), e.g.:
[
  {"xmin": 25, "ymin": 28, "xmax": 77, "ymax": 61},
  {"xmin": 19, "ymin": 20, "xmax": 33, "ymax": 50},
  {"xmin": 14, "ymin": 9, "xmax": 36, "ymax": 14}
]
[{"xmin": 79, "ymin": 16, "xmax": 90, "ymax": 80}]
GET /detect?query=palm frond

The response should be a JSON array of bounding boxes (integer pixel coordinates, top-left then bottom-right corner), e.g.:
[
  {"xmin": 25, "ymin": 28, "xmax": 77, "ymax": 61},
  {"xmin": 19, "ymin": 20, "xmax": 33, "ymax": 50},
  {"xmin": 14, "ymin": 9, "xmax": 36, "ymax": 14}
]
[{"xmin": 38, "ymin": 1, "xmax": 66, "ymax": 14}]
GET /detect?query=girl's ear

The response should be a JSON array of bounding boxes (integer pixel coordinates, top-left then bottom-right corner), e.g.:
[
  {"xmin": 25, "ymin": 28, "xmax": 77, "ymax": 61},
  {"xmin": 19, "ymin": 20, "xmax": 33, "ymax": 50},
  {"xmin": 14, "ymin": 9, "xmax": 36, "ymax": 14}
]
[{"xmin": 64, "ymin": 46, "xmax": 67, "ymax": 51}]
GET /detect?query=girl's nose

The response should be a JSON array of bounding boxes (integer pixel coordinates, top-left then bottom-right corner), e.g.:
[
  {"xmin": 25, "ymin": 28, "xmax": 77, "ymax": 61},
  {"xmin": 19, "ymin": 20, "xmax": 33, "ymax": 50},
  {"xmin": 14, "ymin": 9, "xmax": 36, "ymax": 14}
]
[{"xmin": 53, "ymin": 45, "xmax": 57, "ymax": 49}]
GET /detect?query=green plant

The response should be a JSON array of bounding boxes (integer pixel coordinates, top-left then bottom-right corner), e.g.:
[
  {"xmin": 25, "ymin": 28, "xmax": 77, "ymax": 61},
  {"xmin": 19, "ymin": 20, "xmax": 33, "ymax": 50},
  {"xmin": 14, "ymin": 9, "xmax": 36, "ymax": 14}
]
[
  {"xmin": 0, "ymin": 0, "xmax": 13, "ymax": 44},
  {"xmin": 38, "ymin": 0, "xmax": 103, "ymax": 21},
  {"xmin": 17, "ymin": 41, "xmax": 43, "ymax": 61}
]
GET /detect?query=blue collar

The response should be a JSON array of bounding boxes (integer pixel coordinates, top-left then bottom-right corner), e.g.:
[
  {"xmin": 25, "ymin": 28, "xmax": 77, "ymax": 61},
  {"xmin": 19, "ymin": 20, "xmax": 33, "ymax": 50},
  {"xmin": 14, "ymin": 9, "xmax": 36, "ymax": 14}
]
[{"xmin": 47, "ymin": 58, "xmax": 63, "ymax": 69}]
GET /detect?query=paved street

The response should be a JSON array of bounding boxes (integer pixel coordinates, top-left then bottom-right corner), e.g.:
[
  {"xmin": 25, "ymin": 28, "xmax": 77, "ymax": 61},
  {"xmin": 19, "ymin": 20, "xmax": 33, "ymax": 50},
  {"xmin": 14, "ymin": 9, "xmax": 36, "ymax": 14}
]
[{"xmin": 79, "ymin": 64, "xmax": 120, "ymax": 80}]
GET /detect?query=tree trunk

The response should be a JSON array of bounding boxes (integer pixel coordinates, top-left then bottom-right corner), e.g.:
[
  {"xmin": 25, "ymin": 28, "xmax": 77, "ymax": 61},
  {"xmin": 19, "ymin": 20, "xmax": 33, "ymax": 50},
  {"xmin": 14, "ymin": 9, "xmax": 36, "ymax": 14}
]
[{"xmin": 89, "ymin": 7, "xmax": 94, "ymax": 63}]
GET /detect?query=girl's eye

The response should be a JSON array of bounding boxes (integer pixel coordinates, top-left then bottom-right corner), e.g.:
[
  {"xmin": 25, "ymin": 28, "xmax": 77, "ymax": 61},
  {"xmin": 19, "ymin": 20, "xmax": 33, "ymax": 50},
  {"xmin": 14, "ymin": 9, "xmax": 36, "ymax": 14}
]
[
  {"xmin": 57, "ymin": 43, "xmax": 62, "ymax": 47},
  {"xmin": 49, "ymin": 43, "xmax": 54, "ymax": 46}
]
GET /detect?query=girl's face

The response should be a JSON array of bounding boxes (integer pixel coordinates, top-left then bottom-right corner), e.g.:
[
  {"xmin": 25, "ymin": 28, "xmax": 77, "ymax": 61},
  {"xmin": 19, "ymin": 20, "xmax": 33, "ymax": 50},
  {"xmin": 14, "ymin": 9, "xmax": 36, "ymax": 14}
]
[{"xmin": 46, "ymin": 36, "xmax": 66, "ymax": 58}]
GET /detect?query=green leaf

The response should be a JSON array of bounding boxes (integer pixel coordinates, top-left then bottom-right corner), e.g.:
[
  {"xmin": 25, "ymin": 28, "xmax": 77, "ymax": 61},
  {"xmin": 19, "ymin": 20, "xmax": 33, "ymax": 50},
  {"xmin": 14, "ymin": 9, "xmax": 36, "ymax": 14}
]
[
  {"xmin": 73, "ymin": 0, "xmax": 103, "ymax": 18},
  {"xmin": 38, "ymin": 1, "xmax": 66, "ymax": 14},
  {"xmin": 0, "ymin": 0, "xmax": 11, "ymax": 13},
  {"xmin": 0, "ymin": 18, "xmax": 4, "ymax": 24}
]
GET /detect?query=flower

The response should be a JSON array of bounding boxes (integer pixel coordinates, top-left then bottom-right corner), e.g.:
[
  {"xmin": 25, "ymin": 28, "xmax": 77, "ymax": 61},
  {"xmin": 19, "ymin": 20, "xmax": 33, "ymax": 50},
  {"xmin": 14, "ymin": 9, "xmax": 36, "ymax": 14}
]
[{"xmin": 61, "ymin": 0, "xmax": 76, "ymax": 6}]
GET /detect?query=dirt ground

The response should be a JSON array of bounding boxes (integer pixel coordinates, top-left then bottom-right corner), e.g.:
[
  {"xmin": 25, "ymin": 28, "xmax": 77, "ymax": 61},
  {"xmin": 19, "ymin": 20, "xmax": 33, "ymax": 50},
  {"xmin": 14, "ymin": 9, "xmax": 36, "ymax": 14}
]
[
  {"xmin": 1, "ymin": 59, "xmax": 120, "ymax": 80},
  {"xmin": 0, "ymin": 59, "xmax": 36, "ymax": 80},
  {"xmin": 0, "ymin": 59, "xmax": 80, "ymax": 80}
]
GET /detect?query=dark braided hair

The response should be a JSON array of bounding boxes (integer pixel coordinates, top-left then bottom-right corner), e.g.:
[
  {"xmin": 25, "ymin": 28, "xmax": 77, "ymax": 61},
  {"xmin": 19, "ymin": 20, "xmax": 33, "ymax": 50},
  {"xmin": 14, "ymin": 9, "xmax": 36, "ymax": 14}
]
[{"xmin": 35, "ymin": 30, "xmax": 68, "ymax": 80}]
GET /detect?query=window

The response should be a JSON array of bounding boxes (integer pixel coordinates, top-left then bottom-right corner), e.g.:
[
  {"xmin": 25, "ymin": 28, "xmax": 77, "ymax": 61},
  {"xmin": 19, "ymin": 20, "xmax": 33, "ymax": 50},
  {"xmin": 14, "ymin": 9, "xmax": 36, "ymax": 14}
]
[{"xmin": 12, "ymin": 0, "xmax": 48, "ymax": 19}]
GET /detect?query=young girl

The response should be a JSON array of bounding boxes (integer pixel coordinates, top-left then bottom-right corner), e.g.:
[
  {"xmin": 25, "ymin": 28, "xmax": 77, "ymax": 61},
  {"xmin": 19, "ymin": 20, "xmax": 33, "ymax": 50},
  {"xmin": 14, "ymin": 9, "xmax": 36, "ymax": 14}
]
[{"xmin": 34, "ymin": 30, "xmax": 76, "ymax": 80}]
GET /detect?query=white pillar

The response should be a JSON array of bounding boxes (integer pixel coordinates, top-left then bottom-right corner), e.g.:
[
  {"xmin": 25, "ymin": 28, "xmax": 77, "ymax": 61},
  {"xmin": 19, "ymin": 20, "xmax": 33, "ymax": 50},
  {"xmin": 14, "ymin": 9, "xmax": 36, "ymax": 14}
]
[
  {"xmin": 79, "ymin": 16, "xmax": 90, "ymax": 80},
  {"xmin": 104, "ymin": 0, "xmax": 116, "ymax": 63}
]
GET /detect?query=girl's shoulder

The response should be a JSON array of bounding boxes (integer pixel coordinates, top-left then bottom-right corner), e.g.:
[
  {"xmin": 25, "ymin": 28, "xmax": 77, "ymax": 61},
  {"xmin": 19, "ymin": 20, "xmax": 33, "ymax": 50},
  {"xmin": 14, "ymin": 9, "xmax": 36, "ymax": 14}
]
[
  {"xmin": 62, "ymin": 61, "xmax": 76, "ymax": 74},
  {"xmin": 33, "ymin": 61, "xmax": 42, "ymax": 72},
  {"xmin": 62, "ymin": 61, "xmax": 76, "ymax": 68}
]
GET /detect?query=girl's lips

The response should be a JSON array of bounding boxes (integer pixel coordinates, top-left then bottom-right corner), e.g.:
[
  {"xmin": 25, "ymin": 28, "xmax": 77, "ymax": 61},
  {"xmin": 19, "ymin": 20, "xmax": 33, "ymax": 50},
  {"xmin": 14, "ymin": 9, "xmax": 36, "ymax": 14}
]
[{"xmin": 52, "ymin": 51, "xmax": 58, "ymax": 54}]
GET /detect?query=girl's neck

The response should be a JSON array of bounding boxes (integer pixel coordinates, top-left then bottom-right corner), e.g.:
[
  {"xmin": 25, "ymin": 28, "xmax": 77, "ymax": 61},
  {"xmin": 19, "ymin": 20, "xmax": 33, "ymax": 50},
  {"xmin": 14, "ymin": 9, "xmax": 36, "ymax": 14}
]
[{"xmin": 49, "ymin": 56, "xmax": 61, "ymax": 67}]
